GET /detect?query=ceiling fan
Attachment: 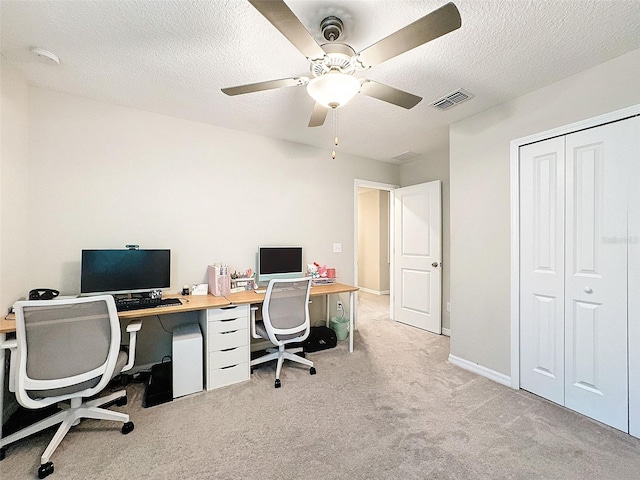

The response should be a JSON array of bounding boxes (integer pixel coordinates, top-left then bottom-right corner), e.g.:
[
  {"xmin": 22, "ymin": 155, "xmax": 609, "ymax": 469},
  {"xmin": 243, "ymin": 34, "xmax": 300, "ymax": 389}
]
[{"xmin": 222, "ymin": 1, "xmax": 462, "ymax": 127}]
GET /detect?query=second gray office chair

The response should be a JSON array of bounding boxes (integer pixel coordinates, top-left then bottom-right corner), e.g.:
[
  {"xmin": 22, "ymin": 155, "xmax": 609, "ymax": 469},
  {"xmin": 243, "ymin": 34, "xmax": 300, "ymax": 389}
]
[
  {"xmin": 251, "ymin": 277, "xmax": 316, "ymax": 388},
  {"xmin": 0, "ymin": 295, "xmax": 141, "ymax": 479}
]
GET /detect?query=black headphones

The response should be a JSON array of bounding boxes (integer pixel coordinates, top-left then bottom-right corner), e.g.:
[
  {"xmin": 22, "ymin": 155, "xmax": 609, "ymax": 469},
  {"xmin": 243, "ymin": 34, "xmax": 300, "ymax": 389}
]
[{"xmin": 28, "ymin": 288, "xmax": 60, "ymax": 300}]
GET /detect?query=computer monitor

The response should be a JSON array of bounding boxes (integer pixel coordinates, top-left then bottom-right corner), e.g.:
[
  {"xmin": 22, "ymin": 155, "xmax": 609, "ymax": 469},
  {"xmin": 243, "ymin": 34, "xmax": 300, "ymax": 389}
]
[
  {"xmin": 81, "ymin": 249, "xmax": 171, "ymax": 296},
  {"xmin": 257, "ymin": 246, "xmax": 304, "ymax": 284}
]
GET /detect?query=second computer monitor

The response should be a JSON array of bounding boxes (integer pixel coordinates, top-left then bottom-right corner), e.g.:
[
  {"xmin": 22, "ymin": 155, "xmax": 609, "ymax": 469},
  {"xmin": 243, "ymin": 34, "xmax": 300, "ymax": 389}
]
[{"xmin": 257, "ymin": 246, "xmax": 303, "ymax": 284}]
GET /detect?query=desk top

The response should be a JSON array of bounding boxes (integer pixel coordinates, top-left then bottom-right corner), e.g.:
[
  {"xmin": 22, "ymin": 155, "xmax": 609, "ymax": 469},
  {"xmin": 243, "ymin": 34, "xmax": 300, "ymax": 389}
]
[
  {"xmin": 0, "ymin": 283, "xmax": 358, "ymax": 334},
  {"xmin": 225, "ymin": 282, "xmax": 359, "ymax": 305},
  {"xmin": 0, "ymin": 317, "xmax": 15, "ymax": 334},
  {"xmin": 0, "ymin": 294, "xmax": 230, "ymax": 333},
  {"xmin": 116, "ymin": 294, "xmax": 230, "ymax": 319}
]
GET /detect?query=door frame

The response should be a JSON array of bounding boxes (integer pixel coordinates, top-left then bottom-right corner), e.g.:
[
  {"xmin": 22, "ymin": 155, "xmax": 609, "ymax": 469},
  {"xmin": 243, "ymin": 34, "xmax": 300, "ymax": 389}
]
[
  {"xmin": 509, "ymin": 104, "xmax": 640, "ymax": 390},
  {"xmin": 354, "ymin": 179, "xmax": 398, "ymax": 318}
]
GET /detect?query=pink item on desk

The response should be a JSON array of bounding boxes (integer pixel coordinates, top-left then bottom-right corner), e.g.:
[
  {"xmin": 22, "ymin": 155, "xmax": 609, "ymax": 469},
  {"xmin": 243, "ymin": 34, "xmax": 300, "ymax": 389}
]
[{"xmin": 208, "ymin": 264, "xmax": 230, "ymax": 296}]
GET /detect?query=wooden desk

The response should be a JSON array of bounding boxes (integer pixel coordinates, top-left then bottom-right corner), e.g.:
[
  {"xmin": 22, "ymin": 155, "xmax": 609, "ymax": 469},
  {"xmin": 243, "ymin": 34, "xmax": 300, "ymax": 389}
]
[
  {"xmin": 1, "ymin": 294, "xmax": 229, "ymax": 332},
  {"xmin": 226, "ymin": 282, "xmax": 359, "ymax": 353},
  {"xmin": 116, "ymin": 294, "xmax": 230, "ymax": 319},
  {"xmin": 0, "ymin": 317, "xmax": 14, "ymax": 335},
  {"xmin": 1, "ymin": 284, "xmax": 358, "ymax": 330}
]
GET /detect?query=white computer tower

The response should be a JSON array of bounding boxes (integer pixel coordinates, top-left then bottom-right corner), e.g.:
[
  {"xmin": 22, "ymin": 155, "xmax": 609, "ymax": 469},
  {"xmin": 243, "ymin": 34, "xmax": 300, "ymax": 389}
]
[{"xmin": 172, "ymin": 323, "xmax": 203, "ymax": 398}]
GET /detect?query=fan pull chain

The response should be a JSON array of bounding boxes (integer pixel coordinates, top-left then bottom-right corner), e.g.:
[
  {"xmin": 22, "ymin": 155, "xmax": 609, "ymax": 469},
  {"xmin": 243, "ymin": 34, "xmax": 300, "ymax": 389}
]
[{"xmin": 332, "ymin": 107, "xmax": 338, "ymax": 159}]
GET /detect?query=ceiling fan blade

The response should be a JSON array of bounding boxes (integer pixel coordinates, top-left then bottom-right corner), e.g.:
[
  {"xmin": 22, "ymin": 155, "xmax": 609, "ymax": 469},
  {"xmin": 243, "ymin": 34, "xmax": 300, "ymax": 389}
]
[
  {"xmin": 357, "ymin": 2, "xmax": 461, "ymax": 68},
  {"xmin": 249, "ymin": 0, "xmax": 326, "ymax": 61},
  {"xmin": 308, "ymin": 103, "xmax": 328, "ymax": 127},
  {"xmin": 222, "ymin": 77, "xmax": 308, "ymax": 96},
  {"xmin": 359, "ymin": 80, "xmax": 422, "ymax": 109}
]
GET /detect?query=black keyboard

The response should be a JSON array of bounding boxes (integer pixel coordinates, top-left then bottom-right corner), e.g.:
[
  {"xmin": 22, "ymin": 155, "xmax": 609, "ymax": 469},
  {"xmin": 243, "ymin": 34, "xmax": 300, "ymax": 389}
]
[{"xmin": 115, "ymin": 297, "xmax": 182, "ymax": 312}]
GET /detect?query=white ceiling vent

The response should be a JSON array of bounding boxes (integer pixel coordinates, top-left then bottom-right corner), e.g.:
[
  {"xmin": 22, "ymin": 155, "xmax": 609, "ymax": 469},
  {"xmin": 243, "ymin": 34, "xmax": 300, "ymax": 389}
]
[
  {"xmin": 430, "ymin": 89, "xmax": 474, "ymax": 111},
  {"xmin": 390, "ymin": 151, "xmax": 420, "ymax": 162}
]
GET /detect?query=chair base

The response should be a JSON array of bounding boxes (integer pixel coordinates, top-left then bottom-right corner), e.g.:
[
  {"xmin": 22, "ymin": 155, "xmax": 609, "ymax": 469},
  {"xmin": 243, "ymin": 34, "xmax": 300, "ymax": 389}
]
[
  {"xmin": 251, "ymin": 345, "xmax": 315, "ymax": 387},
  {"xmin": 0, "ymin": 389, "xmax": 130, "ymax": 467}
]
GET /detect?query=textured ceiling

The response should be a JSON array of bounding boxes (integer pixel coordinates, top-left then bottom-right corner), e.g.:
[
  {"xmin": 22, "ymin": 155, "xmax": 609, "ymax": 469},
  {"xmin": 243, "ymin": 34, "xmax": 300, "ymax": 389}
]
[{"xmin": 2, "ymin": 0, "xmax": 640, "ymax": 162}]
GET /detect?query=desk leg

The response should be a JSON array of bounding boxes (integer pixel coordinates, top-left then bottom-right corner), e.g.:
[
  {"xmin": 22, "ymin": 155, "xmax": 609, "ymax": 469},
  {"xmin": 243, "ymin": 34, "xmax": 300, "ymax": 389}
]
[
  {"xmin": 0, "ymin": 332, "xmax": 5, "ymax": 447},
  {"xmin": 349, "ymin": 291, "xmax": 354, "ymax": 353},
  {"xmin": 325, "ymin": 295, "xmax": 330, "ymax": 327}
]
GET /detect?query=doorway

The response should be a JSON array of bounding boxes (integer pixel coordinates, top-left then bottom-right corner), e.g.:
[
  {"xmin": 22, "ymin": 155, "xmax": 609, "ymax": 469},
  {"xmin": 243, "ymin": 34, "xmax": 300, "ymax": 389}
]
[
  {"xmin": 354, "ymin": 179, "xmax": 443, "ymax": 334},
  {"xmin": 354, "ymin": 180, "xmax": 396, "ymax": 320}
]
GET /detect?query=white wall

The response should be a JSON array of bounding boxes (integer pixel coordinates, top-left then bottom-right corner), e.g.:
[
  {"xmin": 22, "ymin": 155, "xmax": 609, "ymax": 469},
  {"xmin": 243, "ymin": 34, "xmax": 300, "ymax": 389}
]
[
  {"xmin": 399, "ymin": 145, "xmax": 450, "ymax": 332},
  {"xmin": 0, "ymin": 59, "xmax": 29, "ymax": 312},
  {"xmin": 1, "ymin": 59, "xmax": 30, "ymax": 423},
  {"xmin": 3, "ymin": 86, "xmax": 398, "ymax": 365},
  {"xmin": 449, "ymin": 47, "xmax": 640, "ymax": 376}
]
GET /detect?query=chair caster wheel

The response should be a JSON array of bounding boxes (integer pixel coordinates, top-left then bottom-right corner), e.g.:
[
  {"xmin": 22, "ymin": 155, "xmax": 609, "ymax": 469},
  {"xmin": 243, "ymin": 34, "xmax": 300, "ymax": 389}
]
[
  {"xmin": 310, "ymin": 367, "xmax": 317, "ymax": 375},
  {"xmin": 121, "ymin": 421, "xmax": 134, "ymax": 434},
  {"xmin": 38, "ymin": 461, "xmax": 54, "ymax": 479},
  {"xmin": 0, "ymin": 447, "xmax": 5, "ymax": 461},
  {"xmin": 275, "ymin": 379, "xmax": 281, "ymax": 388},
  {"xmin": 115, "ymin": 396, "xmax": 127, "ymax": 407}
]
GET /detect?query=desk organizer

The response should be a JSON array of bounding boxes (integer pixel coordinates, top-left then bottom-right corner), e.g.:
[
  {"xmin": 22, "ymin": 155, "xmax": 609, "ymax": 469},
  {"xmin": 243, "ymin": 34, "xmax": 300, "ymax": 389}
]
[{"xmin": 208, "ymin": 264, "xmax": 230, "ymax": 296}]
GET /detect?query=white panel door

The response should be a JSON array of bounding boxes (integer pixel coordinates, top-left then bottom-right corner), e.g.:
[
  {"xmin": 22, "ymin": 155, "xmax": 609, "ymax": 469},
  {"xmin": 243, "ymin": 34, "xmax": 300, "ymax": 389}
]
[
  {"xmin": 393, "ymin": 182, "xmax": 442, "ymax": 333},
  {"xmin": 564, "ymin": 120, "xmax": 631, "ymax": 431},
  {"xmin": 627, "ymin": 116, "xmax": 640, "ymax": 438},
  {"xmin": 519, "ymin": 137, "xmax": 566, "ymax": 405}
]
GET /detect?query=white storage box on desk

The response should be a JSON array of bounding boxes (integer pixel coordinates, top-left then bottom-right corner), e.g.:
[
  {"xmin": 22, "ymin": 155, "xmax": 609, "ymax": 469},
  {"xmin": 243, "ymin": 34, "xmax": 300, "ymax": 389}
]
[{"xmin": 198, "ymin": 304, "xmax": 250, "ymax": 390}]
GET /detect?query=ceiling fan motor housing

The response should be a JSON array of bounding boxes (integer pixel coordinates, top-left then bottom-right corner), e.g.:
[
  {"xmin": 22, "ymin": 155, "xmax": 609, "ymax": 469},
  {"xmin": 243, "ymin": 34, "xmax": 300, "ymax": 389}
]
[
  {"xmin": 311, "ymin": 43, "xmax": 359, "ymax": 77},
  {"xmin": 321, "ymin": 16, "xmax": 343, "ymax": 42}
]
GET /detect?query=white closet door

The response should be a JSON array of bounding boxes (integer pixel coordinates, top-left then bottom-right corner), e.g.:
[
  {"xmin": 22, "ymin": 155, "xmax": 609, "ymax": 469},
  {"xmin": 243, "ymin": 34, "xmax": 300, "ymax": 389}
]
[
  {"xmin": 564, "ymin": 120, "xmax": 632, "ymax": 431},
  {"xmin": 628, "ymin": 116, "xmax": 640, "ymax": 438},
  {"xmin": 519, "ymin": 137, "xmax": 566, "ymax": 405}
]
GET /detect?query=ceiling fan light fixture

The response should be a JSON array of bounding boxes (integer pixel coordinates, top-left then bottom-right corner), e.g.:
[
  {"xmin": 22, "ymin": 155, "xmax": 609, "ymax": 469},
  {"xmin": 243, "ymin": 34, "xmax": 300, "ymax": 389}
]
[{"xmin": 306, "ymin": 72, "xmax": 360, "ymax": 109}]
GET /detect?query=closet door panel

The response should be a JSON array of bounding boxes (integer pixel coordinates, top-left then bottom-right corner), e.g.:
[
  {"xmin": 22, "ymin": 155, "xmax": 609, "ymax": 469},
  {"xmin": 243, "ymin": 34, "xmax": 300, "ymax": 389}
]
[
  {"xmin": 519, "ymin": 137, "xmax": 566, "ymax": 404},
  {"xmin": 564, "ymin": 120, "xmax": 631, "ymax": 431},
  {"xmin": 628, "ymin": 117, "xmax": 640, "ymax": 438}
]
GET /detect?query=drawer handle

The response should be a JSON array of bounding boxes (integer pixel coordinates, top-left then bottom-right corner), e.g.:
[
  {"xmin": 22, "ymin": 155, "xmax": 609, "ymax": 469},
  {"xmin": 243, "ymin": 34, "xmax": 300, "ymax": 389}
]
[
  {"xmin": 221, "ymin": 347, "xmax": 237, "ymax": 352},
  {"xmin": 221, "ymin": 306, "xmax": 238, "ymax": 310},
  {"xmin": 220, "ymin": 364, "xmax": 239, "ymax": 370},
  {"xmin": 220, "ymin": 318, "xmax": 238, "ymax": 322},
  {"xmin": 220, "ymin": 330, "xmax": 238, "ymax": 335}
]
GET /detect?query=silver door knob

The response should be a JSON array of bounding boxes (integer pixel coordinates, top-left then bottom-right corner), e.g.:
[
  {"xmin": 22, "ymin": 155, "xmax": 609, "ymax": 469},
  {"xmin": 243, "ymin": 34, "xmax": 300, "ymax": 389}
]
[
  {"xmin": 432, "ymin": 262, "xmax": 439, "ymax": 267},
  {"xmin": 584, "ymin": 287, "xmax": 593, "ymax": 294}
]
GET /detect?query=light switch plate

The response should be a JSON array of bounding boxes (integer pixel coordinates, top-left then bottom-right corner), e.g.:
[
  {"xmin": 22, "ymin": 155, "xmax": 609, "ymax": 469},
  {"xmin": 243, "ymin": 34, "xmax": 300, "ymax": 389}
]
[{"xmin": 333, "ymin": 243, "xmax": 342, "ymax": 253}]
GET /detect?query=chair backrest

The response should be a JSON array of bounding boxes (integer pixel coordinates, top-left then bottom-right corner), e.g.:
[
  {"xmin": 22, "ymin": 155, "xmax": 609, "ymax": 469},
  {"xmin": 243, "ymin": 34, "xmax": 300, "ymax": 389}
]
[
  {"xmin": 12, "ymin": 295, "xmax": 121, "ymax": 409},
  {"xmin": 261, "ymin": 277, "xmax": 312, "ymax": 346}
]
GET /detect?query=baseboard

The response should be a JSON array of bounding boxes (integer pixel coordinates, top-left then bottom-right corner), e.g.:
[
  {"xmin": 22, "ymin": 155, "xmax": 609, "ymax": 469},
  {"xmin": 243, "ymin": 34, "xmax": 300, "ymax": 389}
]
[
  {"xmin": 448, "ymin": 354, "xmax": 511, "ymax": 387},
  {"xmin": 357, "ymin": 287, "xmax": 389, "ymax": 295},
  {"xmin": 442, "ymin": 327, "xmax": 451, "ymax": 337}
]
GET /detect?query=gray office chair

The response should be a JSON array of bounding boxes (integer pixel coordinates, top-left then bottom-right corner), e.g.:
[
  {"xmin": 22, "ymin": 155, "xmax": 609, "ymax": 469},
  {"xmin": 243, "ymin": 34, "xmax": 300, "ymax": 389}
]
[
  {"xmin": 0, "ymin": 295, "xmax": 141, "ymax": 479},
  {"xmin": 251, "ymin": 277, "xmax": 316, "ymax": 388}
]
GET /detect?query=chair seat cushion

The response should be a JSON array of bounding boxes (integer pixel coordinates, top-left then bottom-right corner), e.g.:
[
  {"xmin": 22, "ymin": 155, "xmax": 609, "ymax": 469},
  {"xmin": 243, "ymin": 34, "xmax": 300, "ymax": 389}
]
[{"xmin": 255, "ymin": 321, "xmax": 302, "ymax": 342}]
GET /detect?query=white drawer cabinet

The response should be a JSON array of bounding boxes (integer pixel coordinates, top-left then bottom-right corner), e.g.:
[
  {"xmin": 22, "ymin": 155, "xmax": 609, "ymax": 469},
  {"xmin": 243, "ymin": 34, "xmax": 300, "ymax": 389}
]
[
  {"xmin": 199, "ymin": 304, "xmax": 250, "ymax": 390},
  {"xmin": 208, "ymin": 329, "xmax": 247, "ymax": 350}
]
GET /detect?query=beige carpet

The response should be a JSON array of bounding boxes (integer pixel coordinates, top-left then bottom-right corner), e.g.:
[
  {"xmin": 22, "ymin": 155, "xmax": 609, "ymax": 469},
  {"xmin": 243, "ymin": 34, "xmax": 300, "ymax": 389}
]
[{"xmin": 2, "ymin": 292, "xmax": 640, "ymax": 479}]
